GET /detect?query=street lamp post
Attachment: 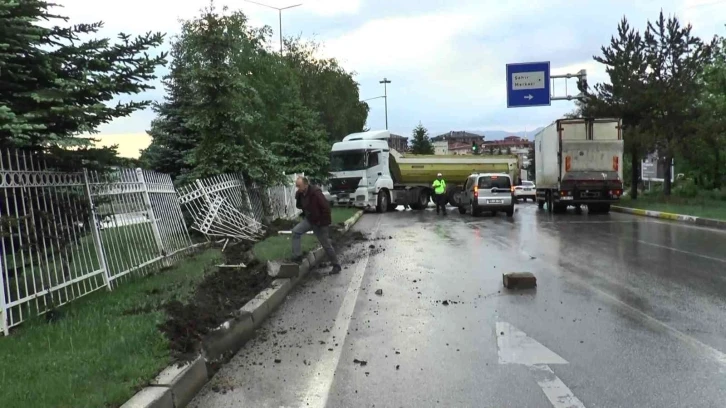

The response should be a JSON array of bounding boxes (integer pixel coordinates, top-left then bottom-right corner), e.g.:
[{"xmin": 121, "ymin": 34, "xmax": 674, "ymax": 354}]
[
  {"xmin": 379, "ymin": 78, "xmax": 391, "ymax": 129},
  {"xmin": 244, "ymin": 0, "xmax": 302, "ymax": 54}
]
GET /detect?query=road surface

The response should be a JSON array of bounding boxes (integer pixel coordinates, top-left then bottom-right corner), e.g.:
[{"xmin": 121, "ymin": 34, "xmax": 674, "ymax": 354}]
[{"xmin": 190, "ymin": 203, "xmax": 726, "ymax": 408}]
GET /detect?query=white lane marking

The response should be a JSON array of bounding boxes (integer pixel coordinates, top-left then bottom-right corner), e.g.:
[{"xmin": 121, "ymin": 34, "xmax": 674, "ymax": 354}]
[
  {"xmin": 530, "ymin": 365, "xmax": 587, "ymax": 408},
  {"xmin": 576, "ymin": 277, "xmax": 726, "ymax": 371},
  {"xmin": 301, "ymin": 216, "xmax": 382, "ymax": 408},
  {"xmin": 497, "ymin": 322, "xmax": 586, "ymax": 408},
  {"xmin": 604, "ymin": 233, "xmax": 726, "ymax": 264},
  {"xmin": 496, "ymin": 322, "xmax": 568, "ymax": 366}
]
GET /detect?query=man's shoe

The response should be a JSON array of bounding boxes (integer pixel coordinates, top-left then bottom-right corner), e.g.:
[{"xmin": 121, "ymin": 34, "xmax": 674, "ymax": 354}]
[{"xmin": 330, "ymin": 264, "xmax": 342, "ymax": 274}]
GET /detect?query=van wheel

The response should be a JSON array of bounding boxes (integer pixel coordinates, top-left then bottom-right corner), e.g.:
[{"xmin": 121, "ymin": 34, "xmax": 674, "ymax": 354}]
[
  {"xmin": 470, "ymin": 201, "xmax": 480, "ymax": 217},
  {"xmin": 376, "ymin": 190, "xmax": 389, "ymax": 213}
]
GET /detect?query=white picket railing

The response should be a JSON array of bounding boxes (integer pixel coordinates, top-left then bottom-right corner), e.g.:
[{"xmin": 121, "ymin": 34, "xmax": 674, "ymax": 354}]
[
  {"xmin": 0, "ymin": 150, "xmax": 304, "ymax": 335},
  {"xmin": 0, "ymin": 151, "xmax": 194, "ymax": 335},
  {"xmin": 177, "ymin": 173, "xmax": 302, "ymax": 242}
]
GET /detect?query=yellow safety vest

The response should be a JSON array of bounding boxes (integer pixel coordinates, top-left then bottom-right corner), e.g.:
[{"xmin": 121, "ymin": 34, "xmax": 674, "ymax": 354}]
[{"xmin": 432, "ymin": 179, "xmax": 446, "ymax": 195}]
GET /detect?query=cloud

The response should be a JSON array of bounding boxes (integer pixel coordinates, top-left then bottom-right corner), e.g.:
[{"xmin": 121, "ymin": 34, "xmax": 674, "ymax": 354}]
[
  {"xmin": 51, "ymin": 0, "xmax": 726, "ymax": 147},
  {"xmin": 82, "ymin": 133, "xmax": 152, "ymax": 158}
]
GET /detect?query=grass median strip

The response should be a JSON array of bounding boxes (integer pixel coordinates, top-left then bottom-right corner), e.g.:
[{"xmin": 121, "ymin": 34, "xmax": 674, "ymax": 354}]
[
  {"xmin": 254, "ymin": 207, "xmax": 360, "ymax": 263},
  {"xmin": 618, "ymin": 196, "xmax": 726, "ymax": 221},
  {"xmin": 0, "ymin": 208, "xmax": 362, "ymax": 408},
  {"xmin": 0, "ymin": 248, "xmax": 223, "ymax": 408}
]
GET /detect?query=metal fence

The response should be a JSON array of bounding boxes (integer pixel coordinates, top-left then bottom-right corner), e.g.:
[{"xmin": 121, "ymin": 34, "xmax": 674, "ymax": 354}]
[
  {"xmin": 177, "ymin": 173, "xmax": 301, "ymax": 242},
  {"xmin": 0, "ymin": 151, "xmax": 193, "ymax": 335}
]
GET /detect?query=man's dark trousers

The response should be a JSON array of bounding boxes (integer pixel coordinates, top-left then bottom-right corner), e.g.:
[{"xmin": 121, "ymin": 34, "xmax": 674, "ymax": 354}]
[{"xmin": 435, "ymin": 193, "xmax": 447, "ymax": 214}]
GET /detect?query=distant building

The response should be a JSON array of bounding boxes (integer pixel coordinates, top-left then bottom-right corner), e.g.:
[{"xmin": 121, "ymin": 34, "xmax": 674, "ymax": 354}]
[
  {"xmin": 388, "ymin": 133, "xmax": 408, "ymax": 152},
  {"xmin": 448, "ymin": 142, "xmax": 474, "ymax": 155},
  {"xmin": 433, "ymin": 141, "xmax": 449, "ymax": 155},
  {"xmin": 482, "ymin": 135, "xmax": 533, "ymax": 154},
  {"xmin": 431, "ymin": 131, "xmax": 484, "ymax": 145},
  {"xmin": 431, "ymin": 131, "xmax": 484, "ymax": 155}
]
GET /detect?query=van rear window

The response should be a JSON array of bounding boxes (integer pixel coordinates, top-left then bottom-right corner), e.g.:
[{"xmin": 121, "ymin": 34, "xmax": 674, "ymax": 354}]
[{"xmin": 478, "ymin": 176, "xmax": 511, "ymax": 189}]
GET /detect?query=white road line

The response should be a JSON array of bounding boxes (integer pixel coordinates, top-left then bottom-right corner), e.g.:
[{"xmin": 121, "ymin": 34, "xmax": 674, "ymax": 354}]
[
  {"xmin": 530, "ymin": 365, "xmax": 587, "ymax": 408},
  {"xmin": 605, "ymin": 233, "xmax": 726, "ymax": 264},
  {"xmin": 580, "ymin": 279, "xmax": 726, "ymax": 371},
  {"xmin": 301, "ymin": 216, "xmax": 382, "ymax": 408},
  {"xmin": 496, "ymin": 322, "xmax": 586, "ymax": 408}
]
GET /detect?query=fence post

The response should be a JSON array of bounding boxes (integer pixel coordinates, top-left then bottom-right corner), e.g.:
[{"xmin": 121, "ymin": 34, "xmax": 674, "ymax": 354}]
[
  {"xmin": 0, "ymin": 254, "xmax": 8, "ymax": 335},
  {"xmin": 83, "ymin": 169, "xmax": 113, "ymax": 291},
  {"xmin": 136, "ymin": 169, "xmax": 167, "ymax": 264}
]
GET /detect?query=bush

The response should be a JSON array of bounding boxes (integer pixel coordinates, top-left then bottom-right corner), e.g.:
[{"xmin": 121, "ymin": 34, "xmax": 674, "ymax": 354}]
[{"xmin": 673, "ymin": 179, "xmax": 699, "ymax": 198}]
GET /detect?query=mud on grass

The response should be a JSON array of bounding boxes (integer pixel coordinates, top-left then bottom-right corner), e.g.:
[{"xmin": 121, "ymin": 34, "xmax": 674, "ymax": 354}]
[{"xmin": 159, "ymin": 246, "xmax": 272, "ymax": 361}]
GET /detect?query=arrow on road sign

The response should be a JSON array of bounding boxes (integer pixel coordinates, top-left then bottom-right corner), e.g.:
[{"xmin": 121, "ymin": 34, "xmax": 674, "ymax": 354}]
[
  {"xmin": 497, "ymin": 322, "xmax": 586, "ymax": 408},
  {"xmin": 524, "ymin": 94, "xmax": 534, "ymax": 100}
]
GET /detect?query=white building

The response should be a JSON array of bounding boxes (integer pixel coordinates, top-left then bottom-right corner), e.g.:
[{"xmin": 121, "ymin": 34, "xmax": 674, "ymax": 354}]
[{"xmin": 433, "ymin": 141, "xmax": 449, "ymax": 155}]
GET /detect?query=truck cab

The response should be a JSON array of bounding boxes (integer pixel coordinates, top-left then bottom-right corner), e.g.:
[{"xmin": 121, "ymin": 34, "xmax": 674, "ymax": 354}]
[{"xmin": 329, "ymin": 130, "xmax": 395, "ymax": 212}]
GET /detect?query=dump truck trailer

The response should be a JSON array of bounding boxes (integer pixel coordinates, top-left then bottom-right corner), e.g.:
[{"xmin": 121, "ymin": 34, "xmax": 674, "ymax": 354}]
[
  {"xmin": 328, "ymin": 130, "xmax": 518, "ymax": 212},
  {"xmin": 534, "ymin": 117, "xmax": 624, "ymax": 214}
]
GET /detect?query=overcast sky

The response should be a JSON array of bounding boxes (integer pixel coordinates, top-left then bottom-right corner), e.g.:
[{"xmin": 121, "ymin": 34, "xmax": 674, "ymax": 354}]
[{"xmin": 58, "ymin": 0, "xmax": 726, "ymax": 155}]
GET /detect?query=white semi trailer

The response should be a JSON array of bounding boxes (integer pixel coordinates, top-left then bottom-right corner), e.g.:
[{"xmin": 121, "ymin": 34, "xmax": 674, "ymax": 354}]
[{"xmin": 534, "ymin": 118, "xmax": 624, "ymax": 214}]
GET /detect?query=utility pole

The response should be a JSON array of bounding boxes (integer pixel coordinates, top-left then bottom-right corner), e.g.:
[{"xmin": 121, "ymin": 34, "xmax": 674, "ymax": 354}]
[
  {"xmin": 244, "ymin": 0, "xmax": 302, "ymax": 54},
  {"xmin": 379, "ymin": 78, "xmax": 391, "ymax": 129}
]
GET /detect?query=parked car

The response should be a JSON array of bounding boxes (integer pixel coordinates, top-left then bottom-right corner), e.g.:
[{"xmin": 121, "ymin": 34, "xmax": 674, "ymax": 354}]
[
  {"xmin": 458, "ymin": 173, "xmax": 515, "ymax": 217},
  {"xmin": 514, "ymin": 180, "xmax": 536, "ymax": 202}
]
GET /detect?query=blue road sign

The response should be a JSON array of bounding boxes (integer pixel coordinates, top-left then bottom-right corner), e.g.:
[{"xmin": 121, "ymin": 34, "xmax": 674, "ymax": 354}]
[{"xmin": 506, "ymin": 61, "xmax": 551, "ymax": 108}]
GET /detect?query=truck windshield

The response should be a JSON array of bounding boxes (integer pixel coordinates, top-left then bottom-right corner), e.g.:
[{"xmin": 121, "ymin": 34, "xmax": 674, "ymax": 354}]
[
  {"xmin": 479, "ymin": 176, "xmax": 511, "ymax": 189},
  {"xmin": 330, "ymin": 150, "xmax": 366, "ymax": 172}
]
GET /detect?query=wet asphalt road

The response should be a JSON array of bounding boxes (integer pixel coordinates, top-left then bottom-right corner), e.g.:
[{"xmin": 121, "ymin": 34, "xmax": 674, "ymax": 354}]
[{"xmin": 190, "ymin": 203, "xmax": 726, "ymax": 408}]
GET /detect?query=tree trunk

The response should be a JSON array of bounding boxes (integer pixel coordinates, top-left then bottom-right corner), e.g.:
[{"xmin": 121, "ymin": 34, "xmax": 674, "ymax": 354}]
[
  {"xmin": 630, "ymin": 147, "xmax": 639, "ymax": 200},
  {"xmin": 714, "ymin": 148, "xmax": 722, "ymax": 189},
  {"xmin": 663, "ymin": 154, "xmax": 673, "ymax": 196}
]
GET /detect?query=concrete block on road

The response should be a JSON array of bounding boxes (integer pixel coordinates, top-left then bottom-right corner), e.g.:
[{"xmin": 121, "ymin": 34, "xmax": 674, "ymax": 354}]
[{"xmin": 503, "ymin": 272, "xmax": 537, "ymax": 289}]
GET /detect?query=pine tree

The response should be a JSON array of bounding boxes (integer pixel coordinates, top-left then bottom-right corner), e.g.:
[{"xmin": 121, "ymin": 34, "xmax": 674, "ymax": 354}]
[
  {"xmin": 0, "ymin": 0, "xmax": 166, "ymax": 164},
  {"xmin": 643, "ymin": 12, "xmax": 715, "ymax": 195},
  {"xmin": 272, "ymin": 101, "xmax": 330, "ymax": 178},
  {"xmin": 410, "ymin": 122, "xmax": 434, "ymax": 155},
  {"xmin": 140, "ymin": 37, "xmax": 198, "ymax": 183}
]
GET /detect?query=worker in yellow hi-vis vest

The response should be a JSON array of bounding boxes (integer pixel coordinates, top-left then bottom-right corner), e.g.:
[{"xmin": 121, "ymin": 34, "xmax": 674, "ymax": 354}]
[{"xmin": 432, "ymin": 173, "xmax": 447, "ymax": 216}]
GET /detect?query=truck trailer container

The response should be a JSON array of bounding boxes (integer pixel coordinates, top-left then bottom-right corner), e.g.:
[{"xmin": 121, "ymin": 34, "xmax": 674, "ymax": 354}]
[
  {"xmin": 534, "ymin": 117, "xmax": 624, "ymax": 213},
  {"xmin": 328, "ymin": 130, "xmax": 518, "ymax": 212}
]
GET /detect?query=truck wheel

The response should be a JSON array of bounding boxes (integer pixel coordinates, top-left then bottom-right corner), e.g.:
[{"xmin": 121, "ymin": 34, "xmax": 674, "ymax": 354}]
[
  {"xmin": 601, "ymin": 204, "xmax": 611, "ymax": 214},
  {"xmin": 537, "ymin": 199, "xmax": 545, "ymax": 209},
  {"xmin": 416, "ymin": 190, "xmax": 429, "ymax": 210},
  {"xmin": 376, "ymin": 190, "xmax": 390, "ymax": 213},
  {"xmin": 458, "ymin": 206, "xmax": 467, "ymax": 215},
  {"xmin": 553, "ymin": 203, "xmax": 567, "ymax": 214},
  {"xmin": 546, "ymin": 193, "xmax": 554, "ymax": 213}
]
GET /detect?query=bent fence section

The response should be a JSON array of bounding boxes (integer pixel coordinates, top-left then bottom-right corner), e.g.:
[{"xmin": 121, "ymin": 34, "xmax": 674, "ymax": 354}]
[{"xmin": 0, "ymin": 149, "xmax": 300, "ymax": 335}]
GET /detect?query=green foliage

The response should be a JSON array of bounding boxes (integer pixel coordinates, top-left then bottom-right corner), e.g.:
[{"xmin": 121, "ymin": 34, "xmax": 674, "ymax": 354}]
[
  {"xmin": 0, "ymin": 0, "xmax": 166, "ymax": 167},
  {"xmin": 272, "ymin": 101, "xmax": 330, "ymax": 178},
  {"xmin": 580, "ymin": 12, "xmax": 721, "ymax": 197},
  {"xmin": 283, "ymin": 37, "xmax": 369, "ymax": 143},
  {"xmin": 410, "ymin": 122, "xmax": 434, "ymax": 155},
  {"xmin": 141, "ymin": 7, "xmax": 367, "ymax": 185}
]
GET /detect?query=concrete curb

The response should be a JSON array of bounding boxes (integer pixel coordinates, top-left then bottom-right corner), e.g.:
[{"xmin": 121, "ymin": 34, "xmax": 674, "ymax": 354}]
[
  {"xmin": 612, "ymin": 206, "xmax": 726, "ymax": 230},
  {"xmin": 122, "ymin": 210, "xmax": 364, "ymax": 408}
]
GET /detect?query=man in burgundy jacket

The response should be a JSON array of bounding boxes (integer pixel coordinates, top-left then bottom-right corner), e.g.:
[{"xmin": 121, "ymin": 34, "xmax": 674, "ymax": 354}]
[{"xmin": 291, "ymin": 176, "xmax": 342, "ymax": 274}]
